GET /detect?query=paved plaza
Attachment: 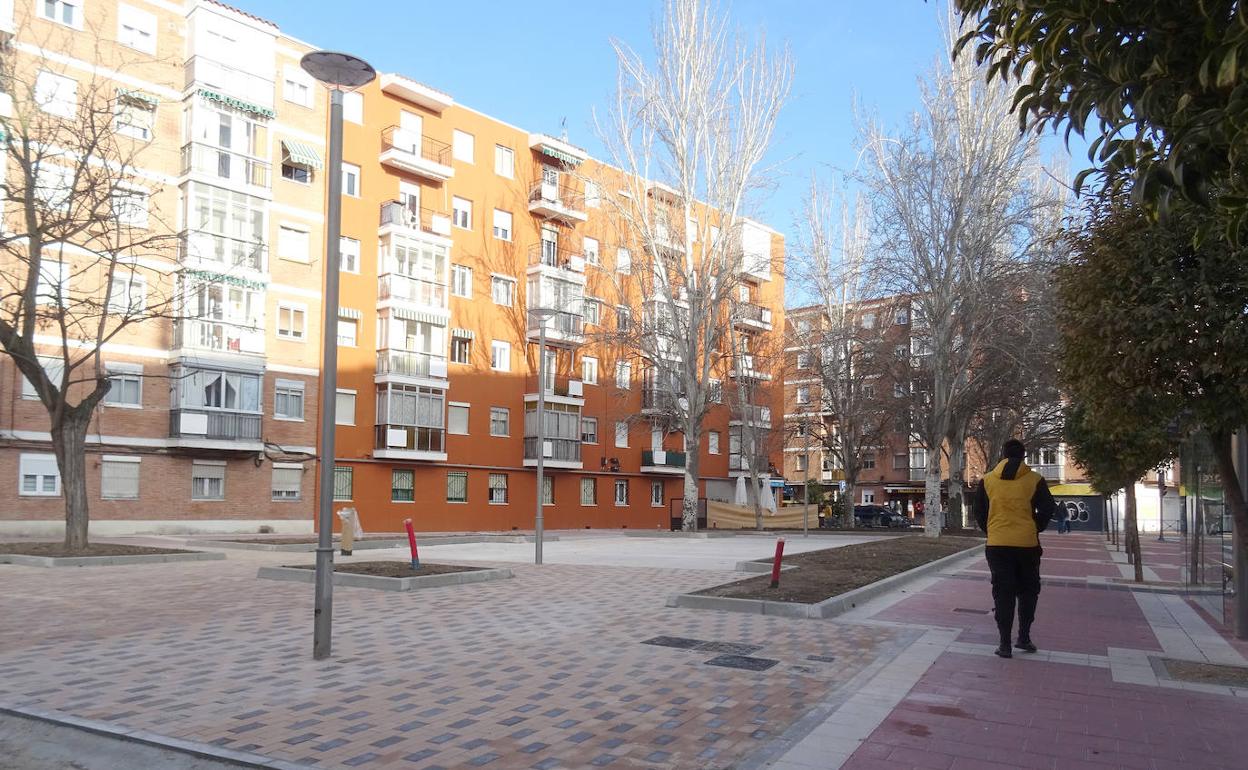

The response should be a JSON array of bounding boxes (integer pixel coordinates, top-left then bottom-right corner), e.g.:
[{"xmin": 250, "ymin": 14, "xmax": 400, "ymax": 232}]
[{"xmin": 1, "ymin": 531, "xmax": 1246, "ymax": 769}]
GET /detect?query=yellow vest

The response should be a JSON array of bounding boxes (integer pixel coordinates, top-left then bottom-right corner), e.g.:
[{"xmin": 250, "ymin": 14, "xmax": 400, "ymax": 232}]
[{"xmin": 982, "ymin": 459, "xmax": 1042, "ymax": 547}]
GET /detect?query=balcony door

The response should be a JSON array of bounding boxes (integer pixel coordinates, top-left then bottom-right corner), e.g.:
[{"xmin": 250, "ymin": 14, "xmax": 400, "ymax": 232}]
[
  {"xmin": 399, "ymin": 110, "xmax": 422, "ymax": 153},
  {"xmin": 540, "ymin": 225, "xmax": 558, "ymax": 266},
  {"xmin": 399, "ymin": 181, "xmax": 420, "ymax": 222}
]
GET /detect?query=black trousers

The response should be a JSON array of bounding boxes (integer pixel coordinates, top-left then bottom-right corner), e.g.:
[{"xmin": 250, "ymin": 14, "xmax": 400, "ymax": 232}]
[{"xmin": 985, "ymin": 545, "xmax": 1042, "ymax": 644}]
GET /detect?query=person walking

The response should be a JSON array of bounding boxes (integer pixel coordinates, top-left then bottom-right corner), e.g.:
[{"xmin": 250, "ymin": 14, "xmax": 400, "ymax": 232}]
[{"xmin": 973, "ymin": 439, "xmax": 1056, "ymax": 658}]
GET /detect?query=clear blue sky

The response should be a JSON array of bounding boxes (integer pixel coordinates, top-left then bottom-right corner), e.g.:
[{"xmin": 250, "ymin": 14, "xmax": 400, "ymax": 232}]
[{"xmin": 248, "ymin": 0, "xmax": 1076, "ymax": 295}]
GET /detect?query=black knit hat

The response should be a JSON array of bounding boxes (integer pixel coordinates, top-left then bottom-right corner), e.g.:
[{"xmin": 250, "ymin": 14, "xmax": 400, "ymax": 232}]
[{"xmin": 1002, "ymin": 439, "xmax": 1026, "ymax": 460}]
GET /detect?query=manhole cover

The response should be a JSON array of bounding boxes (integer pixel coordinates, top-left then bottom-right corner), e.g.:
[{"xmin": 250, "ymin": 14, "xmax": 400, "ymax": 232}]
[
  {"xmin": 952, "ymin": 608, "xmax": 990, "ymax": 614},
  {"xmin": 696, "ymin": 641, "xmax": 763, "ymax": 655},
  {"xmin": 642, "ymin": 636, "xmax": 706, "ymax": 650},
  {"xmin": 704, "ymin": 655, "xmax": 779, "ymax": 672}
]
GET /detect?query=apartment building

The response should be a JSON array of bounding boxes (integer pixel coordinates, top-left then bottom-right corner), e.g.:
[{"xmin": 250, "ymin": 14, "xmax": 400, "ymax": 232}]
[
  {"xmin": 1, "ymin": 0, "xmax": 325, "ymax": 535},
  {"xmin": 330, "ymin": 71, "xmax": 787, "ymax": 533}
]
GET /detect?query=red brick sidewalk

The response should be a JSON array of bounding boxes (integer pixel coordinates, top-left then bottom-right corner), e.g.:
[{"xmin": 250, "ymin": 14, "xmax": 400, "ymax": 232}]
[{"xmin": 837, "ymin": 533, "xmax": 1248, "ymax": 770}]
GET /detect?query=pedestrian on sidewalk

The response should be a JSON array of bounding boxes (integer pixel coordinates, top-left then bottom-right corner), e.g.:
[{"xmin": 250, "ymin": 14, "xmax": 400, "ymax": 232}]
[
  {"xmin": 973, "ymin": 439, "xmax": 1056, "ymax": 659},
  {"xmin": 1057, "ymin": 508, "xmax": 1071, "ymax": 534}
]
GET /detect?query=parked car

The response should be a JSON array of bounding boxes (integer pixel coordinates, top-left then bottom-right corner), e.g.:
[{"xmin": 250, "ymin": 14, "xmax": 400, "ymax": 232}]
[{"xmin": 853, "ymin": 505, "xmax": 909, "ymax": 529}]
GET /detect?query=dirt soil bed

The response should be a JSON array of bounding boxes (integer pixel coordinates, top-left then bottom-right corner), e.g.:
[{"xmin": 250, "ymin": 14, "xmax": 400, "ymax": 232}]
[
  {"xmin": 0, "ymin": 543, "xmax": 192, "ymax": 557},
  {"xmin": 696, "ymin": 536, "xmax": 983, "ymax": 603},
  {"xmin": 287, "ymin": 562, "xmax": 479, "ymax": 578},
  {"xmin": 222, "ymin": 535, "xmax": 405, "ymax": 544},
  {"xmin": 1162, "ymin": 659, "xmax": 1248, "ymax": 688}
]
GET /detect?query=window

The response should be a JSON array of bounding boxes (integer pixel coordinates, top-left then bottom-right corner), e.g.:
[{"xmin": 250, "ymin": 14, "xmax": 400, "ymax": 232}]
[
  {"xmin": 452, "ymin": 196, "xmax": 472, "ymax": 230},
  {"xmin": 797, "ymin": 352, "xmax": 811, "ymax": 370},
  {"xmin": 447, "ymin": 471, "xmax": 468, "ymax": 503},
  {"xmin": 895, "ymin": 345, "xmax": 908, "ymax": 360},
  {"xmin": 709, "ymin": 378, "xmax": 722, "ymax": 403},
  {"xmin": 115, "ymin": 101, "xmax": 154, "ymax": 141},
  {"xmin": 282, "ymin": 161, "xmax": 312, "ymax": 184},
  {"xmin": 708, "ymin": 430, "xmax": 720, "ymax": 455},
  {"xmin": 489, "ymin": 473, "xmax": 508, "ymax": 504},
  {"xmin": 862, "ymin": 451, "xmax": 876, "ymax": 470},
  {"xmin": 615, "ymin": 361, "xmax": 631, "ymax": 389},
  {"xmin": 542, "ymin": 475, "xmax": 554, "ymax": 506},
  {"xmin": 491, "ymin": 276, "xmax": 515, "ymax": 306},
  {"xmin": 110, "ymin": 187, "xmax": 148, "ymax": 228},
  {"xmin": 494, "ymin": 145, "xmax": 514, "ymax": 178},
  {"xmin": 101, "ymin": 457, "xmax": 140, "ymax": 500},
  {"xmin": 337, "ymin": 317, "xmax": 358, "ymax": 347},
  {"xmin": 104, "ymin": 364, "xmax": 142, "ymax": 407},
  {"xmin": 614, "ymin": 479, "xmax": 629, "ymax": 506},
  {"xmin": 448, "ymin": 403, "xmax": 469, "ymax": 435},
  {"xmin": 581, "ymin": 477, "xmax": 597, "ymax": 506},
  {"xmin": 862, "ymin": 490, "xmax": 876, "ymax": 504},
  {"xmin": 895, "ymin": 308, "xmax": 910, "ymax": 325},
  {"xmin": 34, "ymin": 71, "xmax": 76, "ymax": 118},
  {"xmin": 796, "ymin": 385, "xmax": 810, "ymax": 405},
  {"xmin": 451, "ymin": 337, "xmax": 472, "ymax": 365},
  {"xmin": 342, "ymin": 91, "xmax": 363, "ymax": 124},
  {"xmin": 893, "ymin": 382, "xmax": 906, "ymax": 398},
  {"xmin": 492, "ymin": 209, "xmax": 512, "ymax": 241},
  {"xmin": 21, "ymin": 357, "xmax": 61, "ymax": 402},
  {"xmin": 615, "ymin": 421, "xmax": 629, "ymax": 448},
  {"xmin": 40, "ymin": 0, "xmax": 82, "ymax": 26},
  {"xmin": 581, "ymin": 417, "xmax": 598, "ymax": 444},
  {"xmin": 333, "ymin": 466, "xmax": 353, "ymax": 501},
  {"xmin": 277, "ymin": 303, "xmax": 306, "ymax": 340},
  {"xmin": 581, "ymin": 356, "xmax": 598, "ymax": 385},
  {"xmin": 117, "ymin": 5, "xmax": 156, "ymax": 52},
  {"xmin": 20, "ymin": 453, "xmax": 60, "ymax": 496},
  {"xmin": 191, "ymin": 461, "xmax": 225, "ymax": 501},
  {"xmin": 649, "ymin": 481, "xmax": 663, "ymax": 507},
  {"xmin": 283, "ymin": 65, "xmax": 314, "ymax": 107},
  {"xmin": 452, "ymin": 264, "xmax": 472, "ymax": 298},
  {"xmin": 616, "ymin": 248, "xmax": 631, "ymax": 274},
  {"xmin": 583, "ymin": 299, "xmax": 600, "ymax": 326},
  {"xmin": 795, "ymin": 455, "xmax": 808, "ymax": 472},
  {"xmin": 341, "ymin": 163, "xmax": 360, "ymax": 197},
  {"xmin": 35, "ymin": 165, "xmax": 73, "ymax": 214},
  {"xmin": 491, "ymin": 340, "xmax": 511, "ymax": 372},
  {"xmin": 107, "ymin": 274, "xmax": 145, "ymax": 314},
  {"xmin": 862, "ymin": 383, "xmax": 875, "ymax": 399},
  {"xmin": 583, "ymin": 237, "xmax": 599, "ymax": 266},
  {"xmin": 271, "ymin": 465, "xmax": 302, "ymax": 501},
  {"xmin": 738, "ymin": 284, "xmax": 750, "ymax": 303},
  {"xmin": 797, "ymin": 320, "xmax": 812, "ymax": 335},
  {"xmin": 339, "ymin": 237, "xmax": 360, "ymax": 273},
  {"xmin": 860, "ymin": 312, "xmax": 876, "ymax": 330},
  {"xmin": 893, "ymin": 453, "xmax": 908, "ymax": 470},
  {"xmin": 585, "ymin": 181, "xmax": 601, "ymax": 208},
  {"xmin": 335, "ymin": 389, "xmax": 356, "ymax": 425},
  {"xmin": 274, "ymin": 380, "xmax": 305, "ymax": 420},
  {"xmin": 490, "ymin": 407, "xmax": 509, "ymax": 437},
  {"xmin": 278, "ymin": 224, "xmax": 309, "ymax": 262},
  {"xmin": 616, "ymin": 306, "xmax": 631, "ymax": 332},
  {"xmin": 453, "ymin": 130, "xmax": 475, "ymax": 163},
  {"xmin": 392, "ymin": 469, "xmax": 414, "ymax": 502}
]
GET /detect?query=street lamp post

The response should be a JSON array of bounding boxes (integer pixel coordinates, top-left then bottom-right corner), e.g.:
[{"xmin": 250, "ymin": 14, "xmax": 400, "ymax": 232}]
[
  {"xmin": 301, "ymin": 51, "xmax": 376, "ymax": 661},
  {"xmin": 531, "ymin": 307, "xmax": 558, "ymax": 565}
]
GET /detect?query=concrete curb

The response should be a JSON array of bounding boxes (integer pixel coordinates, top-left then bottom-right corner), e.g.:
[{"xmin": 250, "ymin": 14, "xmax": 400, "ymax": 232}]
[
  {"xmin": 667, "ymin": 544, "xmax": 986, "ymax": 619},
  {"xmin": 734, "ymin": 560, "xmax": 798, "ymax": 574},
  {"xmin": 0, "ymin": 551, "xmax": 225, "ymax": 568},
  {"xmin": 622, "ymin": 531, "xmax": 737, "ymax": 539},
  {"xmin": 196, "ymin": 534, "xmax": 556, "ymax": 552},
  {"xmin": 256, "ymin": 565, "xmax": 513, "ymax": 591},
  {"xmin": 0, "ymin": 703, "xmax": 303, "ymax": 769}
]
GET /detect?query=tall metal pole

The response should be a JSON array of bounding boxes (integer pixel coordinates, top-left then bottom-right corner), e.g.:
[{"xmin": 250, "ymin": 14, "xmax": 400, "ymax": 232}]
[
  {"xmin": 1157, "ymin": 467, "xmax": 1167, "ymax": 542},
  {"xmin": 313, "ymin": 87, "xmax": 345, "ymax": 661},
  {"xmin": 534, "ymin": 320, "xmax": 547, "ymax": 565},
  {"xmin": 802, "ymin": 418, "xmax": 809, "ymax": 537}
]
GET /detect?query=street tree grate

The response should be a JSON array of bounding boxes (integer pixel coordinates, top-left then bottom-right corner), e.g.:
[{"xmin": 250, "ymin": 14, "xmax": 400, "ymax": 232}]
[
  {"xmin": 703, "ymin": 655, "xmax": 779, "ymax": 672},
  {"xmin": 695, "ymin": 641, "xmax": 763, "ymax": 655},
  {"xmin": 641, "ymin": 636, "xmax": 706, "ymax": 650}
]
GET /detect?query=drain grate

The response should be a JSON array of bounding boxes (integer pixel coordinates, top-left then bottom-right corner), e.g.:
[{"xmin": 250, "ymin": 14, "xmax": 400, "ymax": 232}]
[
  {"xmin": 695, "ymin": 641, "xmax": 763, "ymax": 655},
  {"xmin": 952, "ymin": 608, "xmax": 990, "ymax": 614},
  {"xmin": 641, "ymin": 636, "xmax": 706, "ymax": 650},
  {"xmin": 806, "ymin": 654, "xmax": 837, "ymax": 663},
  {"xmin": 704, "ymin": 655, "xmax": 779, "ymax": 672}
]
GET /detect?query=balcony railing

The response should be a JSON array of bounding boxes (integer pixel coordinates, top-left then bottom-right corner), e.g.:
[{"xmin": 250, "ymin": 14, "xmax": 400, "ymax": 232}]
[
  {"xmin": 527, "ymin": 243, "xmax": 585, "ymax": 274},
  {"xmin": 169, "ymin": 408, "xmax": 262, "ymax": 441},
  {"xmin": 523, "ymin": 436, "xmax": 582, "ymax": 462},
  {"xmin": 729, "ymin": 454, "xmax": 770, "ymax": 471},
  {"xmin": 733, "ymin": 301, "xmax": 773, "ymax": 327},
  {"xmin": 733, "ymin": 404, "xmax": 771, "ymax": 424},
  {"xmin": 185, "ymin": 56, "xmax": 274, "ymax": 109},
  {"xmin": 378, "ymin": 273, "xmax": 448, "ymax": 309},
  {"xmin": 528, "ymin": 309, "xmax": 583, "ymax": 337},
  {"xmin": 524, "ymin": 374, "xmax": 584, "ymax": 398},
  {"xmin": 376, "ymin": 349, "xmax": 448, "ymax": 379},
  {"xmin": 642, "ymin": 450, "xmax": 686, "ymax": 469},
  {"xmin": 180, "ymin": 231, "xmax": 267, "ymax": 273},
  {"xmin": 379, "ymin": 200, "xmax": 452, "ymax": 238},
  {"xmin": 181, "ymin": 143, "xmax": 271, "ymax": 189},
  {"xmin": 176, "ymin": 319, "xmax": 265, "ymax": 355},
  {"xmin": 381, "ymin": 126, "xmax": 452, "ymax": 166},
  {"xmin": 376, "ymin": 424, "xmax": 445, "ymax": 454},
  {"xmin": 642, "ymin": 387, "xmax": 679, "ymax": 412},
  {"xmin": 528, "ymin": 181, "xmax": 585, "ymax": 217}
]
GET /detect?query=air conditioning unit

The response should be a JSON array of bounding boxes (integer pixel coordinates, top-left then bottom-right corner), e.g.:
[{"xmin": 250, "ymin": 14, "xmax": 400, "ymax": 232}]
[
  {"xmin": 387, "ymin": 428, "xmax": 407, "ymax": 447},
  {"xmin": 567, "ymin": 380, "xmax": 583, "ymax": 397},
  {"xmin": 429, "ymin": 358, "xmax": 448, "ymax": 378}
]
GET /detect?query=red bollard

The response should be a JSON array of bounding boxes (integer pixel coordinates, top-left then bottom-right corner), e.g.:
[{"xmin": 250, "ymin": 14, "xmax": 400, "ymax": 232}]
[
  {"xmin": 770, "ymin": 537, "xmax": 785, "ymax": 588},
  {"xmin": 404, "ymin": 518, "xmax": 420, "ymax": 570}
]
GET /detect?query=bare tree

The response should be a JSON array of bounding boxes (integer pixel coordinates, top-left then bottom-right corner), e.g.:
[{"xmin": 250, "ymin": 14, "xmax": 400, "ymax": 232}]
[
  {"xmin": 593, "ymin": 0, "xmax": 791, "ymax": 529},
  {"xmin": 726, "ymin": 310, "xmax": 782, "ymax": 529},
  {"xmin": 0, "ymin": 33, "xmax": 179, "ymax": 549}
]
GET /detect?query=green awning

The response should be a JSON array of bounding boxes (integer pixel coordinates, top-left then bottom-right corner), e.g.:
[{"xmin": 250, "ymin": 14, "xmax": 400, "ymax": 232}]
[
  {"xmin": 282, "ymin": 139, "xmax": 324, "ymax": 170},
  {"xmin": 536, "ymin": 144, "xmax": 583, "ymax": 166},
  {"xmin": 116, "ymin": 88, "xmax": 159, "ymax": 109}
]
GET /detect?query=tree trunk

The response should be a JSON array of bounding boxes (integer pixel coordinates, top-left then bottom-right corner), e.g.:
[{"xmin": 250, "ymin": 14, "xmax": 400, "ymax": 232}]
[
  {"xmin": 923, "ymin": 451, "xmax": 942, "ymax": 537},
  {"xmin": 1125, "ymin": 486, "xmax": 1144, "ymax": 583},
  {"xmin": 947, "ymin": 437, "xmax": 967, "ymax": 530},
  {"xmin": 1208, "ymin": 429, "xmax": 1248, "ymax": 639},
  {"xmin": 52, "ymin": 408, "xmax": 93, "ymax": 551},
  {"xmin": 683, "ymin": 433, "xmax": 701, "ymax": 531},
  {"xmin": 844, "ymin": 479, "xmax": 856, "ymax": 529}
]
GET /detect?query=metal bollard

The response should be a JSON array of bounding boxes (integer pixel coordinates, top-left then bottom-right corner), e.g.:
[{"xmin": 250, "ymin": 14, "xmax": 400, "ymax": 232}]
[
  {"xmin": 770, "ymin": 537, "xmax": 785, "ymax": 589},
  {"xmin": 340, "ymin": 509, "xmax": 355, "ymax": 556}
]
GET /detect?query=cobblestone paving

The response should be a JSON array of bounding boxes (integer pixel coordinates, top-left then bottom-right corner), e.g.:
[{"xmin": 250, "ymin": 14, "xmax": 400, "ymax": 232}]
[{"xmin": 0, "ymin": 544, "xmax": 904, "ymax": 769}]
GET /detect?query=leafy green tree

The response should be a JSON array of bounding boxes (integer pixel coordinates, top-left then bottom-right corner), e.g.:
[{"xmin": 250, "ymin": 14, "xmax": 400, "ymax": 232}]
[{"xmin": 955, "ymin": 1, "xmax": 1248, "ymax": 239}]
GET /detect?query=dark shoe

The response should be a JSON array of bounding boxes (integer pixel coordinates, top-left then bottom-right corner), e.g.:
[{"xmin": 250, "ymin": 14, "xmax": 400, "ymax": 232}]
[
  {"xmin": 1015, "ymin": 639, "xmax": 1037, "ymax": 653},
  {"xmin": 994, "ymin": 644, "xmax": 1013, "ymax": 659}
]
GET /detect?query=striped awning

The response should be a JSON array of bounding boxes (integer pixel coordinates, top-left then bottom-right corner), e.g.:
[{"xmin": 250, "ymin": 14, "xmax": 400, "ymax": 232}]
[
  {"xmin": 536, "ymin": 144, "xmax": 583, "ymax": 166},
  {"xmin": 391, "ymin": 308, "xmax": 447, "ymax": 324},
  {"xmin": 451, "ymin": 328, "xmax": 474, "ymax": 339},
  {"xmin": 338, "ymin": 307, "xmax": 362, "ymax": 320},
  {"xmin": 282, "ymin": 139, "xmax": 324, "ymax": 170}
]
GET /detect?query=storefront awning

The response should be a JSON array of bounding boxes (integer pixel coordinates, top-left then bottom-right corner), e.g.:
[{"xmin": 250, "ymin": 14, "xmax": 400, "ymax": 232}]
[{"xmin": 282, "ymin": 139, "xmax": 324, "ymax": 169}]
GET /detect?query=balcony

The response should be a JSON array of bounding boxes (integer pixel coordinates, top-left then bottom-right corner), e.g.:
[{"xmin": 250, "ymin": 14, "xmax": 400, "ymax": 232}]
[
  {"xmin": 733, "ymin": 302, "xmax": 773, "ymax": 331},
  {"xmin": 377, "ymin": 274, "xmax": 449, "ymax": 314},
  {"xmin": 175, "ymin": 319, "xmax": 265, "ymax": 356},
  {"xmin": 527, "ymin": 309, "xmax": 584, "ymax": 348},
  {"xmin": 728, "ymin": 454, "xmax": 771, "ymax": 475},
  {"xmin": 524, "ymin": 374, "xmax": 585, "ymax": 403},
  {"xmin": 527, "ymin": 243, "xmax": 586, "ymax": 277},
  {"xmin": 379, "ymin": 200, "xmax": 452, "ymax": 240},
  {"xmin": 528, "ymin": 181, "xmax": 587, "ymax": 223},
  {"xmin": 1034, "ymin": 464, "xmax": 1062, "ymax": 481},
  {"xmin": 374, "ymin": 424, "xmax": 447, "ymax": 461},
  {"xmin": 180, "ymin": 231, "xmax": 267, "ymax": 273},
  {"xmin": 376, "ymin": 349, "xmax": 449, "ymax": 385},
  {"xmin": 648, "ymin": 223, "xmax": 686, "ymax": 256},
  {"xmin": 379, "ymin": 126, "xmax": 454, "ymax": 182},
  {"xmin": 181, "ymin": 143, "xmax": 271, "ymax": 192},
  {"xmin": 169, "ymin": 408, "xmax": 262, "ymax": 450},
  {"xmin": 380, "ymin": 73, "xmax": 454, "ymax": 113},
  {"xmin": 641, "ymin": 387, "xmax": 679, "ymax": 415},
  {"xmin": 729, "ymin": 355, "xmax": 772, "ymax": 381},
  {"xmin": 641, "ymin": 450, "xmax": 686, "ymax": 475},
  {"xmin": 523, "ymin": 436, "xmax": 582, "ymax": 468},
  {"xmin": 729, "ymin": 404, "xmax": 771, "ymax": 427}
]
